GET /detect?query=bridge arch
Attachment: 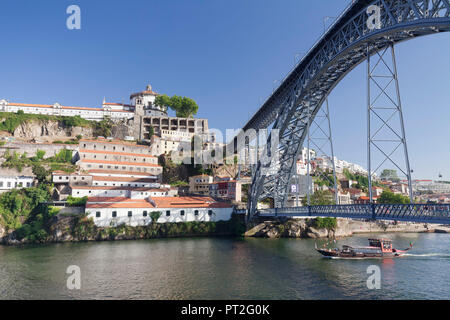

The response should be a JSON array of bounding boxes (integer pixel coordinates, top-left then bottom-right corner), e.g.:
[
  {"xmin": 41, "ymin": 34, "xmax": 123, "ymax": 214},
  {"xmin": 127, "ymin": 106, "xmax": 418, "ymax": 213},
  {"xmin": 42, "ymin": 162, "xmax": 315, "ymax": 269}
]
[{"xmin": 246, "ymin": 0, "xmax": 450, "ymax": 217}]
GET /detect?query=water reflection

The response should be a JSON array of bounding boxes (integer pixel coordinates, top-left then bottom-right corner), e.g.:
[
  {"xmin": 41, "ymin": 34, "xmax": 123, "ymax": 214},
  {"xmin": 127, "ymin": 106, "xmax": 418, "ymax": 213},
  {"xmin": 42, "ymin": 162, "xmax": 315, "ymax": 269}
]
[{"xmin": 0, "ymin": 233, "xmax": 449, "ymax": 300}]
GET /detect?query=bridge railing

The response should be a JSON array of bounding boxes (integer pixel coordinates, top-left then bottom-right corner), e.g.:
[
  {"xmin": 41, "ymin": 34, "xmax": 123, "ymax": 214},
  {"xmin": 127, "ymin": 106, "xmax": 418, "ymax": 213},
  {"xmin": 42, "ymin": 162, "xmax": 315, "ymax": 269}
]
[{"xmin": 257, "ymin": 204, "xmax": 450, "ymax": 224}]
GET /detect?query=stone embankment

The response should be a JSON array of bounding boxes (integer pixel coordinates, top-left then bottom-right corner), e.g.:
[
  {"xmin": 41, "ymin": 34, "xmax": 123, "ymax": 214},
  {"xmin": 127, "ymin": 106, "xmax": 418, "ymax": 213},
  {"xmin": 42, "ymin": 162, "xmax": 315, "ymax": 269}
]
[{"xmin": 245, "ymin": 218, "xmax": 446, "ymax": 239}]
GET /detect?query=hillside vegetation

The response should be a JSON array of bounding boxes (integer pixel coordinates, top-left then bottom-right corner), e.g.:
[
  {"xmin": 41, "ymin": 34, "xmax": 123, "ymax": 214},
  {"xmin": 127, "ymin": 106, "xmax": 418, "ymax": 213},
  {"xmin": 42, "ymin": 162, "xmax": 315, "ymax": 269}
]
[{"xmin": 0, "ymin": 111, "xmax": 114, "ymax": 137}]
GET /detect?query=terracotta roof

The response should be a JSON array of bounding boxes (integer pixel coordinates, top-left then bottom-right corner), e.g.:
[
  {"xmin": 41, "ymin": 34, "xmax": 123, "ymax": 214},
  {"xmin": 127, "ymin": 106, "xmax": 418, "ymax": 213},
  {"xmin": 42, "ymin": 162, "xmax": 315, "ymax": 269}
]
[
  {"xmin": 80, "ymin": 138, "xmax": 149, "ymax": 148},
  {"xmin": 80, "ymin": 159, "xmax": 161, "ymax": 168},
  {"xmin": 72, "ymin": 186, "xmax": 168, "ymax": 192},
  {"xmin": 152, "ymin": 196, "xmax": 232, "ymax": 208},
  {"xmin": 343, "ymin": 188, "xmax": 363, "ymax": 195},
  {"xmin": 103, "ymin": 102, "xmax": 123, "ymax": 106},
  {"xmin": 79, "ymin": 149, "xmax": 156, "ymax": 158},
  {"xmin": 87, "ymin": 197, "xmax": 149, "ymax": 203},
  {"xmin": 52, "ymin": 171, "xmax": 90, "ymax": 177},
  {"xmin": 87, "ymin": 169, "xmax": 157, "ymax": 177},
  {"xmin": 358, "ymin": 196, "xmax": 379, "ymax": 200},
  {"xmin": 92, "ymin": 176, "xmax": 157, "ymax": 183},
  {"xmin": 79, "ymin": 139, "xmax": 149, "ymax": 148},
  {"xmin": 86, "ymin": 196, "xmax": 232, "ymax": 209},
  {"xmin": 86, "ymin": 202, "xmax": 155, "ymax": 209}
]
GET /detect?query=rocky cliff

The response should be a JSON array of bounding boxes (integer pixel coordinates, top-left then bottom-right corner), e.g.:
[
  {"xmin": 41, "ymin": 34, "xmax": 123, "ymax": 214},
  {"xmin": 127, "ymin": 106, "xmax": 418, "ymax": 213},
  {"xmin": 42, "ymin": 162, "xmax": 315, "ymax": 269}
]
[
  {"xmin": 12, "ymin": 120, "xmax": 94, "ymax": 140},
  {"xmin": 245, "ymin": 218, "xmax": 435, "ymax": 239},
  {"xmin": 10, "ymin": 119, "xmax": 134, "ymax": 141}
]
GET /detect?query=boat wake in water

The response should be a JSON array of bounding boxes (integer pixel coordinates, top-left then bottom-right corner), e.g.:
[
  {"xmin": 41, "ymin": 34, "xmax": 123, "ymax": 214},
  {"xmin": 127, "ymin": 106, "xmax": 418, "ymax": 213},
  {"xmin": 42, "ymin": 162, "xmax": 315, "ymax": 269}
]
[{"xmin": 402, "ymin": 253, "xmax": 450, "ymax": 259}]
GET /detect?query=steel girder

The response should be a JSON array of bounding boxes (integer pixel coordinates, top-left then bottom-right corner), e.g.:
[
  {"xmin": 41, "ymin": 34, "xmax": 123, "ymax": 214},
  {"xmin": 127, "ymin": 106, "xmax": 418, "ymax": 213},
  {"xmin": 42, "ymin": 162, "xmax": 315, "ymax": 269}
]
[
  {"xmin": 257, "ymin": 204, "xmax": 450, "ymax": 225},
  {"xmin": 247, "ymin": 0, "xmax": 450, "ymax": 219}
]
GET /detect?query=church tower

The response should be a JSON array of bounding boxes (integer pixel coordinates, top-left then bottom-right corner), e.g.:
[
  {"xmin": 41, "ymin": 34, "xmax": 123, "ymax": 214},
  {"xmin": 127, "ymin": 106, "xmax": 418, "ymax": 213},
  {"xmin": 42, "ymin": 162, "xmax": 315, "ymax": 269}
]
[{"xmin": 130, "ymin": 84, "xmax": 167, "ymax": 117}]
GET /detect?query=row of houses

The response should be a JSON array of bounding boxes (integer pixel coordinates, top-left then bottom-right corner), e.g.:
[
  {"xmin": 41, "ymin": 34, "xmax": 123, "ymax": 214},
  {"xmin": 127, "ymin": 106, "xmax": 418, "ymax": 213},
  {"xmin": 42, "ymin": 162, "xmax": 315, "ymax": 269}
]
[
  {"xmin": 295, "ymin": 148, "xmax": 368, "ymax": 176},
  {"xmin": 49, "ymin": 138, "xmax": 234, "ymax": 226}
]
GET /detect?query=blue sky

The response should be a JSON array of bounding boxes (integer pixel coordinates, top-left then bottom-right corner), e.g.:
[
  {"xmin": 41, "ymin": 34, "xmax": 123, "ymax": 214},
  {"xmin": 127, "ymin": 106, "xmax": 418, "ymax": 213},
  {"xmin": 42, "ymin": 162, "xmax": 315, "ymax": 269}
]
[{"xmin": 0, "ymin": 0, "xmax": 448, "ymax": 180}]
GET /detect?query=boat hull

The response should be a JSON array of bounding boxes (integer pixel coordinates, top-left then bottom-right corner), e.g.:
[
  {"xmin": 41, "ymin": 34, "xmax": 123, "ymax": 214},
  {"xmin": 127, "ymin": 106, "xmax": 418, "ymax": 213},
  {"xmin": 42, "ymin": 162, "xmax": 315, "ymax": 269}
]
[{"xmin": 316, "ymin": 249, "xmax": 405, "ymax": 259}]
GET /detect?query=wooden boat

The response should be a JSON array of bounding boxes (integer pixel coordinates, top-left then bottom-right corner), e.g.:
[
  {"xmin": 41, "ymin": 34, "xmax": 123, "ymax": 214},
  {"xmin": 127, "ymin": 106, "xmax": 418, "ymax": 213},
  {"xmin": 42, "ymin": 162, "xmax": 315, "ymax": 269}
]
[{"xmin": 316, "ymin": 238, "xmax": 412, "ymax": 259}]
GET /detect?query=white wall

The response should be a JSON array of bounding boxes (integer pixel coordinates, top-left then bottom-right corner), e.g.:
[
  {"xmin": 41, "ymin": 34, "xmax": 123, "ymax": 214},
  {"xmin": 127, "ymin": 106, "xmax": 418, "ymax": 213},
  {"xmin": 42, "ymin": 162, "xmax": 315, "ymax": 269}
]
[
  {"xmin": 87, "ymin": 207, "xmax": 233, "ymax": 227},
  {"xmin": 89, "ymin": 172, "xmax": 157, "ymax": 179},
  {"xmin": 71, "ymin": 188, "xmax": 168, "ymax": 198},
  {"xmin": 92, "ymin": 180, "xmax": 160, "ymax": 188},
  {"xmin": 0, "ymin": 176, "xmax": 34, "ymax": 191}
]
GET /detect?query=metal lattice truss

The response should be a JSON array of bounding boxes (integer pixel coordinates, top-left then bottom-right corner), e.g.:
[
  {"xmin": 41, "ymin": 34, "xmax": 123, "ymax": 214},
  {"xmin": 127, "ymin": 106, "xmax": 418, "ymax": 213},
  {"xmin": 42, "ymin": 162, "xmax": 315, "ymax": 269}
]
[
  {"xmin": 366, "ymin": 44, "xmax": 414, "ymax": 202},
  {"xmin": 306, "ymin": 98, "xmax": 339, "ymax": 205},
  {"xmin": 246, "ymin": 0, "xmax": 450, "ymax": 218}
]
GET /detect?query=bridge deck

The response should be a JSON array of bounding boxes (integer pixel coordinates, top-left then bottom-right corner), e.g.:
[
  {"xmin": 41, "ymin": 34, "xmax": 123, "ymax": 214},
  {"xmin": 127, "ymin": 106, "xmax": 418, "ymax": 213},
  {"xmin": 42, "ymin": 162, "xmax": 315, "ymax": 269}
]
[{"xmin": 250, "ymin": 204, "xmax": 450, "ymax": 225}]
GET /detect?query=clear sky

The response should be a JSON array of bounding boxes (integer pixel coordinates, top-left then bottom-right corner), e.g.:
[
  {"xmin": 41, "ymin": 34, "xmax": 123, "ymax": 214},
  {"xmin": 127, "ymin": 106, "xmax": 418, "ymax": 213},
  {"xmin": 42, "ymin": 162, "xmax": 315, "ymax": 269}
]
[{"xmin": 0, "ymin": 0, "xmax": 448, "ymax": 180}]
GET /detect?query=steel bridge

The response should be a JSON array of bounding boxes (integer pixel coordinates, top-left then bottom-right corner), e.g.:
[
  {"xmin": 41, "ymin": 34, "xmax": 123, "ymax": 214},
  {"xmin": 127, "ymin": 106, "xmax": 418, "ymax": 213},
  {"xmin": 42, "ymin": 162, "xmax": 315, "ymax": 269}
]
[
  {"xmin": 256, "ymin": 204, "xmax": 450, "ymax": 225},
  {"xmin": 229, "ymin": 0, "xmax": 450, "ymax": 224}
]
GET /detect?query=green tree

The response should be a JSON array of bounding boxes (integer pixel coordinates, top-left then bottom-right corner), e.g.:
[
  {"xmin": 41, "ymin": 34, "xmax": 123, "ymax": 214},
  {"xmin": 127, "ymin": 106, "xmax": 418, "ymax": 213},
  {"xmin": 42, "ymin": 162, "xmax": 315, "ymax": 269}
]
[
  {"xmin": 378, "ymin": 190, "xmax": 410, "ymax": 204},
  {"xmin": 155, "ymin": 94, "xmax": 199, "ymax": 118},
  {"xmin": 66, "ymin": 196, "xmax": 88, "ymax": 206},
  {"xmin": 150, "ymin": 211, "xmax": 162, "ymax": 224},
  {"xmin": 32, "ymin": 164, "xmax": 49, "ymax": 183},
  {"xmin": 36, "ymin": 150, "xmax": 46, "ymax": 160}
]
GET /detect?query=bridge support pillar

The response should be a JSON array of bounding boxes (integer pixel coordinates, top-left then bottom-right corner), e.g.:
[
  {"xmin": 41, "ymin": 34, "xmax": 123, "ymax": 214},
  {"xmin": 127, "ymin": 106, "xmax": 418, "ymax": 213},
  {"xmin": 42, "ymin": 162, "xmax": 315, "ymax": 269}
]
[
  {"xmin": 305, "ymin": 97, "xmax": 339, "ymax": 205},
  {"xmin": 366, "ymin": 42, "xmax": 414, "ymax": 204}
]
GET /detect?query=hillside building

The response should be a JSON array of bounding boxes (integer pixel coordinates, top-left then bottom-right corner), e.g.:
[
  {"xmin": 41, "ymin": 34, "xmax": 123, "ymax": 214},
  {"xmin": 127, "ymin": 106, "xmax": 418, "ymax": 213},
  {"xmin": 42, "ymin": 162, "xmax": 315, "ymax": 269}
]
[
  {"xmin": 189, "ymin": 175, "xmax": 214, "ymax": 196},
  {"xmin": 86, "ymin": 196, "xmax": 233, "ymax": 227},
  {"xmin": 0, "ymin": 175, "xmax": 34, "ymax": 193}
]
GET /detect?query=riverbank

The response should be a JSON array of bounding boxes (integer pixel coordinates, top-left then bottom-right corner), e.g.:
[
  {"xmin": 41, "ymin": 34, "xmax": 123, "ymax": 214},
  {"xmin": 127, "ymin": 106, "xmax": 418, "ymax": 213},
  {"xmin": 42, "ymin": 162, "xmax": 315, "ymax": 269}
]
[
  {"xmin": 0, "ymin": 214, "xmax": 245, "ymax": 245},
  {"xmin": 2, "ymin": 213, "xmax": 448, "ymax": 245},
  {"xmin": 244, "ymin": 217, "xmax": 449, "ymax": 239}
]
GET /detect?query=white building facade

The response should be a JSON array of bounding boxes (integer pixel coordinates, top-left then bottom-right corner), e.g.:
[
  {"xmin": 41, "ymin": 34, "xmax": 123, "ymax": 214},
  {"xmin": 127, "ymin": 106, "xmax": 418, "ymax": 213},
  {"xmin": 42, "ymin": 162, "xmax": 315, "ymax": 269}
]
[
  {"xmin": 0, "ymin": 176, "xmax": 34, "ymax": 193},
  {"xmin": 86, "ymin": 196, "xmax": 233, "ymax": 227}
]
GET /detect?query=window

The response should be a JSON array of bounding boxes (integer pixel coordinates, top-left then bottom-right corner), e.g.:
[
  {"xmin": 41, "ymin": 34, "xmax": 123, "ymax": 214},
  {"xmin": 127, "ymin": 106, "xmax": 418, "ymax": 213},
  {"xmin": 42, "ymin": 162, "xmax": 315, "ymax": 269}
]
[
  {"xmin": 194, "ymin": 210, "xmax": 199, "ymax": 216},
  {"xmin": 166, "ymin": 210, "xmax": 171, "ymax": 216},
  {"xmin": 96, "ymin": 212, "xmax": 101, "ymax": 218},
  {"xmin": 112, "ymin": 211, "xmax": 117, "ymax": 217},
  {"xmin": 180, "ymin": 210, "xmax": 185, "ymax": 216},
  {"xmin": 208, "ymin": 210, "xmax": 213, "ymax": 216},
  {"xmin": 143, "ymin": 211, "xmax": 147, "ymax": 217},
  {"xmin": 128, "ymin": 211, "xmax": 132, "ymax": 217}
]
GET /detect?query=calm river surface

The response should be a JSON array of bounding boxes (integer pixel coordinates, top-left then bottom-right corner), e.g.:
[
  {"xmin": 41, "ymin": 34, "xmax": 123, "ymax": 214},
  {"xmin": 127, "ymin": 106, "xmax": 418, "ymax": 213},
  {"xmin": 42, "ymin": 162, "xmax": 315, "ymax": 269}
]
[{"xmin": 0, "ymin": 233, "xmax": 449, "ymax": 300}]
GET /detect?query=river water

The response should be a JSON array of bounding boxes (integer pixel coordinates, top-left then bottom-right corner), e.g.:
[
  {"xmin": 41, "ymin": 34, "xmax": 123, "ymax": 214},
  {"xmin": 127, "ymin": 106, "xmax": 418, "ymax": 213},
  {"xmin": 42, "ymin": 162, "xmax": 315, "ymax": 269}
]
[{"xmin": 0, "ymin": 233, "xmax": 449, "ymax": 300}]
